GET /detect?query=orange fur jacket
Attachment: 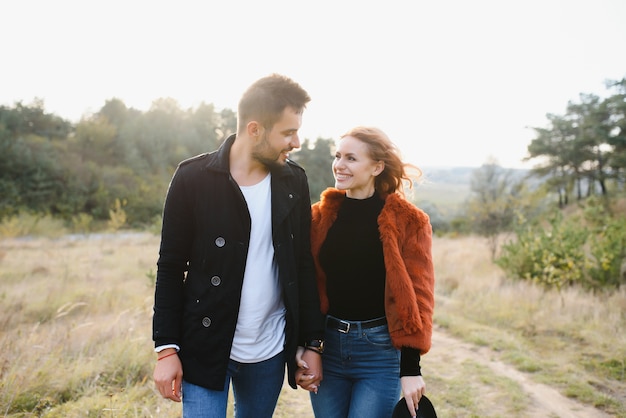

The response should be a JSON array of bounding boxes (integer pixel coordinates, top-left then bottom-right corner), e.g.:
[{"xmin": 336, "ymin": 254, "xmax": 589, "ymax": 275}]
[{"xmin": 311, "ymin": 188, "xmax": 435, "ymax": 354}]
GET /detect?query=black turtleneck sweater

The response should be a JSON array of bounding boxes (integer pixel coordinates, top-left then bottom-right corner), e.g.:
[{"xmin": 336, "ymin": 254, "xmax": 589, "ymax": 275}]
[
  {"xmin": 319, "ymin": 194, "xmax": 386, "ymax": 320},
  {"xmin": 318, "ymin": 193, "xmax": 421, "ymax": 376}
]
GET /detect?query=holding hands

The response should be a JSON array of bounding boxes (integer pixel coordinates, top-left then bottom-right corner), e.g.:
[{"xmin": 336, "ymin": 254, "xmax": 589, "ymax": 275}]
[{"xmin": 295, "ymin": 346, "xmax": 323, "ymax": 394}]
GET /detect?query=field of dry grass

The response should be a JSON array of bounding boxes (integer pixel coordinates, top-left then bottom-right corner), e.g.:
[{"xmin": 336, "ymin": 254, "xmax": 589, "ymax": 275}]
[
  {"xmin": 0, "ymin": 232, "xmax": 624, "ymax": 417},
  {"xmin": 431, "ymin": 236, "xmax": 626, "ymax": 417}
]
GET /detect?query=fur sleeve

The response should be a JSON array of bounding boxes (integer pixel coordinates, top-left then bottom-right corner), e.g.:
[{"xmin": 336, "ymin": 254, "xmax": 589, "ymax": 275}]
[{"xmin": 379, "ymin": 194, "xmax": 435, "ymax": 354}]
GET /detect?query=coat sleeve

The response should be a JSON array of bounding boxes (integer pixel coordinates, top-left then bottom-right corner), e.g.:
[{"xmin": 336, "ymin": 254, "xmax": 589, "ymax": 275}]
[
  {"xmin": 381, "ymin": 197, "xmax": 435, "ymax": 354},
  {"xmin": 296, "ymin": 173, "xmax": 325, "ymax": 343},
  {"xmin": 152, "ymin": 164, "xmax": 193, "ymax": 348},
  {"xmin": 400, "ymin": 210, "xmax": 435, "ymax": 354}
]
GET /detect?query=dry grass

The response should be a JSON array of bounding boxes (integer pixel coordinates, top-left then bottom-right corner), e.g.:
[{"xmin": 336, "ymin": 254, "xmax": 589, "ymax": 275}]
[
  {"xmin": 0, "ymin": 233, "xmax": 624, "ymax": 417},
  {"xmin": 432, "ymin": 236, "xmax": 626, "ymax": 416}
]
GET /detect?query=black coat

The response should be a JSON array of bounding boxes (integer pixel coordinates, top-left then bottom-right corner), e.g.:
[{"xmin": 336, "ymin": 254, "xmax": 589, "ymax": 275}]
[{"xmin": 153, "ymin": 134, "xmax": 324, "ymax": 390}]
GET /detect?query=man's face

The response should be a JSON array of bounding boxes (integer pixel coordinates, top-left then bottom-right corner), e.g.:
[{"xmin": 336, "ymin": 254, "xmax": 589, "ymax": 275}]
[{"xmin": 252, "ymin": 107, "xmax": 302, "ymax": 169}]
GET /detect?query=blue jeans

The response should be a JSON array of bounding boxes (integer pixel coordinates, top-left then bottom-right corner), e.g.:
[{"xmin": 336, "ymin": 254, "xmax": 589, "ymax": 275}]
[
  {"xmin": 182, "ymin": 351, "xmax": 285, "ymax": 418},
  {"xmin": 310, "ymin": 316, "xmax": 401, "ymax": 418}
]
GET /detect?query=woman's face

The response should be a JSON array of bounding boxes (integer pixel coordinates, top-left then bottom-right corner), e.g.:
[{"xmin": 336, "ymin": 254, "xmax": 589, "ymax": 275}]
[{"xmin": 332, "ymin": 135, "xmax": 383, "ymax": 199}]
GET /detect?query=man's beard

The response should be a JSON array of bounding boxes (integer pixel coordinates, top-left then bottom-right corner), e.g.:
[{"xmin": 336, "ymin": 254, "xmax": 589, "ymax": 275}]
[{"xmin": 252, "ymin": 133, "xmax": 290, "ymax": 170}]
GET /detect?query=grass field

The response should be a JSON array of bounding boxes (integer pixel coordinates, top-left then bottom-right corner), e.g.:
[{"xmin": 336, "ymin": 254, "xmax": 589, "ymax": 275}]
[{"xmin": 0, "ymin": 232, "xmax": 624, "ymax": 417}]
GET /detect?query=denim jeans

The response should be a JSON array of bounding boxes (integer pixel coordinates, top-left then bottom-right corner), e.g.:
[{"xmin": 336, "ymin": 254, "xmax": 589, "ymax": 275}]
[
  {"xmin": 182, "ymin": 350, "xmax": 285, "ymax": 418},
  {"xmin": 310, "ymin": 316, "xmax": 401, "ymax": 418}
]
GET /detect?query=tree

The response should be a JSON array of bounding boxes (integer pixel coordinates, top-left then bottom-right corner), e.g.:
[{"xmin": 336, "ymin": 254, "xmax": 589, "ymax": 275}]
[
  {"xmin": 1, "ymin": 99, "xmax": 72, "ymax": 139},
  {"xmin": 527, "ymin": 114, "xmax": 578, "ymax": 207},
  {"xmin": 290, "ymin": 137, "xmax": 335, "ymax": 202},
  {"xmin": 0, "ymin": 102, "xmax": 72, "ymax": 217},
  {"xmin": 466, "ymin": 159, "xmax": 525, "ymax": 259},
  {"xmin": 605, "ymin": 78, "xmax": 626, "ymax": 188},
  {"xmin": 566, "ymin": 93, "xmax": 612, "ymax": 196},
  {"xmin": 527, "ymin": 82, "xmax": 626, "ymax": 206},
  {"xmin": 71, "ymin": 116, "xmax": 118, "ymax": 165},
  {"xmin": 186, "ymin": 102, "xmax": 221, "ymax": 154}
]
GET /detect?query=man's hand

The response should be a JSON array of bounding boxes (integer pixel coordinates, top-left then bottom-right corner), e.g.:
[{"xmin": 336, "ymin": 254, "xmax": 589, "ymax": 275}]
[
  {"xmin": 295, "ymin": 346, "xmax": 323, "ymax": 393},
  {"xmin": 153, "ymin": 349, "xmax": 183, "ymax": 402}
]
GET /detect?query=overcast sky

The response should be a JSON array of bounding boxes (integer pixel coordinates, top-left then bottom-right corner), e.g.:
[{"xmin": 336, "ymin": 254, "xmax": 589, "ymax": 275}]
[{"xmin": 2, "ymin": 0, "xmax": 625, "ymax": 168}]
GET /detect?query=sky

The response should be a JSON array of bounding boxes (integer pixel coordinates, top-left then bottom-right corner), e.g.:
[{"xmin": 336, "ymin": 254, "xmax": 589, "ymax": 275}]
[{"xmin": 2, "ymin": 0, "xmax": 625, "ymax": 169}]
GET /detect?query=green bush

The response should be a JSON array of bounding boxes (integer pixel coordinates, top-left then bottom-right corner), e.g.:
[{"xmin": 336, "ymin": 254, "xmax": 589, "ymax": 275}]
[
  {"xmin": 496, "ymin": 212, "xmax": 589, "ymax": 290},
  {"xmin": 497, "ymin": 199, "xmax": 626, "ymax": 291},
  {"xmin": 583, "ymin": 197, "xmax": 626, "ymax": 288}
]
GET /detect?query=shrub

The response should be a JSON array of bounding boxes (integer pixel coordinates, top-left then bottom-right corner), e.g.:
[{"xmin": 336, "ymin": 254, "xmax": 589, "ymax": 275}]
[
  {"xmin": 497, "ymin": 199, "xmax": 626, "ymax": 291},
  {"xmin": 496, "ymin": 212, "xmax": 589, "ymax": 290},
  {"xmin": 583, "ymin": 197, "xmax": 626, "ymax": 288},
  {"xmin": 0, "ymin": 211, "xmax": 67, "ymax": 238}
]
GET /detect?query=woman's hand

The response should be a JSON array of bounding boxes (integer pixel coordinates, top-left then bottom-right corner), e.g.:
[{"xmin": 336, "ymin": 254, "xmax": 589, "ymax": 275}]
[
  {"xmin": 401, "ymin": 375, "xmax": 425, "ymax": 417},
  {"xmin": 295, "ymin": 346, "xmax": 323, "ymax": 393}
]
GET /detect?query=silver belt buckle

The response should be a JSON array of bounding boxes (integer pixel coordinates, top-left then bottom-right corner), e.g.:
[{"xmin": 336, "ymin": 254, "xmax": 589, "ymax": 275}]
[{"xmin": 338, "ymin": 319, "xmax": 350, "ymax": 333}]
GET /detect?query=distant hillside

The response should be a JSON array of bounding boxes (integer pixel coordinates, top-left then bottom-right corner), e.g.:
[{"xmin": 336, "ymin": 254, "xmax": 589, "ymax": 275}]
[
  {"xmin": 412, "ymin": 166, "xmax": 530, "ymax": 216},
  {"xmin": 412, "ymin": 167, "xmax": 474, "ymax": 215}
]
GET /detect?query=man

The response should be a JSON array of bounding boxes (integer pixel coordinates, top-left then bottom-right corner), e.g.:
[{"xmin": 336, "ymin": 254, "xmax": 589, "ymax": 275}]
[{"xmin": 153, "ymin": 74, "xmax": 324, "ymax": 418}]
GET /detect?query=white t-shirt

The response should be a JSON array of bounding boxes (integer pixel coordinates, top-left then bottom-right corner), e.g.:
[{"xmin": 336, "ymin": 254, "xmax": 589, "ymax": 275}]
[{"xmin": 230, "ymin": 173, "xmax": 286, "ymax": 362}]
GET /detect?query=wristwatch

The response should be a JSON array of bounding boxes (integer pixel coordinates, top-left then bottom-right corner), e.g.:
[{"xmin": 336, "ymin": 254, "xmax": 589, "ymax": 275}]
[{"xmin": 304, "ymin": 339, "xmax": 325, "ymax": 354}]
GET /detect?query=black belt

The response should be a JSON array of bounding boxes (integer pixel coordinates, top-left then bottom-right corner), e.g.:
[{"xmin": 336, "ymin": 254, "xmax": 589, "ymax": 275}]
[{"xmin": 326, "ymin": 316, "xmax": 387, "ymax": 333}]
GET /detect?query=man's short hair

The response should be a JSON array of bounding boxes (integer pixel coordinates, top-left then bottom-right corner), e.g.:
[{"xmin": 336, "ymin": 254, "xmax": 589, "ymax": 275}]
[{"xmin": 237, "ymin": 74, "xmax": 310, "ymax": 131}]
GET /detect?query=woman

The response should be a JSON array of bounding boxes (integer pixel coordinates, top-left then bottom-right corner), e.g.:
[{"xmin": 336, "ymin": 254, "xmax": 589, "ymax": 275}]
[{"xmin": 302, "ymin": 126, "xmax": 435, "ymax": 418}]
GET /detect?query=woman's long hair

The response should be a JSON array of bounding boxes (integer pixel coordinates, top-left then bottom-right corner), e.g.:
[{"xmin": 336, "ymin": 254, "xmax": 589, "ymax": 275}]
[{"xmin": 340, "ymin": 126, "xmax": 422, "ymax": 197}]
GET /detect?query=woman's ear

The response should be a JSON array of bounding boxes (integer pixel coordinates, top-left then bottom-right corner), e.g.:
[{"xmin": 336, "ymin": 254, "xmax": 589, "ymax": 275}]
[{"xmin": 373, "ymin": 161, "xmax": 385, "ymax": 176}]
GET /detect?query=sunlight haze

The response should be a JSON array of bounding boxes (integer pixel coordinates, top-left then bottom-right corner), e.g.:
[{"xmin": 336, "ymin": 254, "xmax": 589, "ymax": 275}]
[{"xmin": 2, "ymin": 0, "xmax": 625, "ymax": 169}]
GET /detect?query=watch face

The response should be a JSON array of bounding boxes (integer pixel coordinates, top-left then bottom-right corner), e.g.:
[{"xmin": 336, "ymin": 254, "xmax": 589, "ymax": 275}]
[
  {"xmin": 315, "ymin": 340, "xmax": 324, "ymax": 353},
  {"xmin": 307, "ymin": 340, "xmax": 324, "ymax": 353}
]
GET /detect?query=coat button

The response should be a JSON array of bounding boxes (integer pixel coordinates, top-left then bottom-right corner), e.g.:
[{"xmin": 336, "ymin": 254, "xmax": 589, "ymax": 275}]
[
  {"xmin": 202, "ymin": 317, "xmax": 212, "ymax": 327},
  {"xmin": 210, "ymin": 276, "xmax": 221, "ymax": 286},
  {"xmin": 288, "ymin": 193, "xmax": 293, "ymax": 199},
  {"xmin": 215, "ymin": 237, "xmax": 225, "ymax": 247}
]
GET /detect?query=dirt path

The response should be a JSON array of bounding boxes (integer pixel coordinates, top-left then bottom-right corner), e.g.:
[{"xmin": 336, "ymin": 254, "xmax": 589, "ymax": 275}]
[{"xmin": 430, "ymin": 327, "xmax": 611, "ymax": 418}]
